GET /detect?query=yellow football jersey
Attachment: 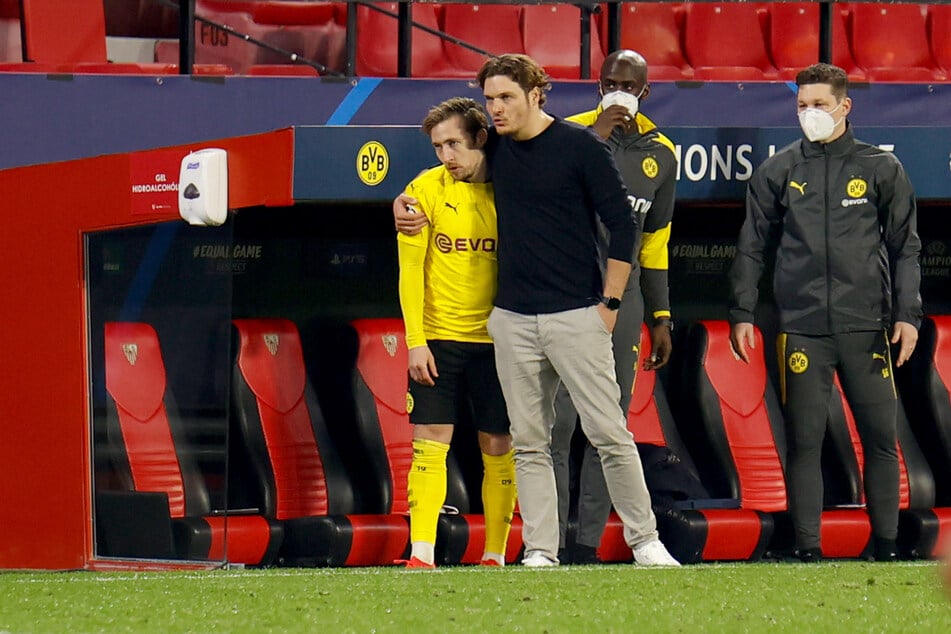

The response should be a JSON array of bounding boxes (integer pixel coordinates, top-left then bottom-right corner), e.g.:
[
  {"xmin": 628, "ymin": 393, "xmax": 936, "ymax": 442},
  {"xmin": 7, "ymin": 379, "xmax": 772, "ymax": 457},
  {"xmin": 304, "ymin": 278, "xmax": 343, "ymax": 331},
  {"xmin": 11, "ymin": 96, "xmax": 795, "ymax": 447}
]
[{"xmin": 398, "ymin": 165, "xmax": 498, "ymax": 348}]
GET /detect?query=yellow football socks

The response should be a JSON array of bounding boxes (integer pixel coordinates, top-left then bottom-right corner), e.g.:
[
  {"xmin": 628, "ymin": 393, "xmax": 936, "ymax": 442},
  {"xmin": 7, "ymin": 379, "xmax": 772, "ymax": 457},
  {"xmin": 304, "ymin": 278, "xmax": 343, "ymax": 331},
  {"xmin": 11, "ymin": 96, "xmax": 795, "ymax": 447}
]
[
  {"xmin": 481, "ymin": 450, "xmax": 517, "ymax": 562},
  {"xmin": 407, "ymin": 438, "xmax": 450, "ymax": 564}
]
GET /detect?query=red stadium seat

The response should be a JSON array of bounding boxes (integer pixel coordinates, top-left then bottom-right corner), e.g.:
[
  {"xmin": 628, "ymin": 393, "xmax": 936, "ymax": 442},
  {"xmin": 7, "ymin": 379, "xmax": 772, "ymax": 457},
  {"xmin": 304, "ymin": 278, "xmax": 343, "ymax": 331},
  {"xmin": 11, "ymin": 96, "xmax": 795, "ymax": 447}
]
[
  {"xmin": 159, "ymin": 1, "xmax": 342, "ymax": 75},
  {"xmin": 597, "ymin": 324, "xmax": 773, "ymax": 564},
  {"xmin": 349, "ymin": 318, "xmax": 524, "ymax": 565},
  {"xmin": 355, "ymin": 2, "xmax": 456, "ymax": 78},
  {"xmin": 20, "ymin": 0, "xmax": 199, "ymax": 75},
  {"xmin": 246, "ymin": 1, "xmax": 345, "ymax": 73},
  {"xmin": 682, "ymin": 2, "xmax": 779, "ymax": 81},
  {"xmin": 441, "ymin": 4, "xmax": 524, "ymax": 77},
  {"xmin": 848, "ymin": 2, "xmax": 945, "ymax": 82},
  {"xmin": 520, "ymin": 4, "xmax": 605, "ymax": 80},
  {"xmin": 231, "ymin": 318, "xmax": 411, "ymax": 566},
  {"xmin": 188, "ymin": 0, "xmax": 284, "ymax": 74},
  {"xmin": 606, "ymin": 2, "xmax": 693, "ymax": 81},
  {"xmin": 100, "ymin": 322, "xmax": 282, "ymax": 564},
  {"xmin": 680, "ymin": 321, "xmax": 873, "ymax": 558},
  {"xmin": 928, "ymin": 4, "xmax": 951, "ymax": 75},
  {"xmin": 767, "ymin": 3, "xmax": 867, "ymax": 82},
  {"xmin": 20, "ymin": 0, "xmax": 108, "ymax": 63}
]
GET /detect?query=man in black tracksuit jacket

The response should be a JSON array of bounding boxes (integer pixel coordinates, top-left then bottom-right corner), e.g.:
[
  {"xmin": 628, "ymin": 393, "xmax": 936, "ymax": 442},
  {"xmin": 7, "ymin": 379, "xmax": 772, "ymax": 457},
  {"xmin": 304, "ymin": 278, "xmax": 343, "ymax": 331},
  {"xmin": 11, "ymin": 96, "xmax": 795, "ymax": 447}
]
[{"xmin": 728, "ymin": 63, "xmax": 922, "ymax": 562}]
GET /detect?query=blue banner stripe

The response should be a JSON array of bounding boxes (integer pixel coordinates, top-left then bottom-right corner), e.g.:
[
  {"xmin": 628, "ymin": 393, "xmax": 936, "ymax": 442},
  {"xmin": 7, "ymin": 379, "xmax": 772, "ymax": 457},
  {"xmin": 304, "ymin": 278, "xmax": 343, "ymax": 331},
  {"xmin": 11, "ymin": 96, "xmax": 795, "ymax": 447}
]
[{"xmin": 326, "ymin": 78, "xmax": 383, "ymax": 125}]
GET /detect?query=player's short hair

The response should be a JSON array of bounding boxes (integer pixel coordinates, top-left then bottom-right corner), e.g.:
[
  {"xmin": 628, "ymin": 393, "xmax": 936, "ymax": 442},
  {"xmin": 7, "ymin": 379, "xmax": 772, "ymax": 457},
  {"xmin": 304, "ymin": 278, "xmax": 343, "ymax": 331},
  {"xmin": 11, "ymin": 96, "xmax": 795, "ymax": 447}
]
[
  {"xmin": 421, "ymin": 97, "xmax": 489, "ymax": 143},
  {"xmin": 796, "ymin": 63, "xmax": 849, "ymax": 100},
  {"xmin": 476, "ymin": 54, "xmax": 552, "ymax": 107}
]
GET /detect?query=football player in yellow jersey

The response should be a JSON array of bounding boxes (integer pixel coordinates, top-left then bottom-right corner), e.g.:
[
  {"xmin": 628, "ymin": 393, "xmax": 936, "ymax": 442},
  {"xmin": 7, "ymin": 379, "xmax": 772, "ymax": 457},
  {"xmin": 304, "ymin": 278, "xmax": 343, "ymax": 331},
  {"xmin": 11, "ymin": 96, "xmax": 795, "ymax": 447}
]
[{"xmin": 396, "ymin": 97, "xmax": 516, "ymax": 569}]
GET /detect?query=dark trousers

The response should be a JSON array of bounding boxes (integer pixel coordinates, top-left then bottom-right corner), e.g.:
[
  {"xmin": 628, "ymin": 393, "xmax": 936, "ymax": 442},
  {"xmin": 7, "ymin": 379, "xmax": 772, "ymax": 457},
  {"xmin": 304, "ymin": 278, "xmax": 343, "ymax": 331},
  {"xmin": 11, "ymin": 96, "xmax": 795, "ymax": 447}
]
[{"xmin": 779, "ymin": 330, "xmax": 899, "ymax": 550}]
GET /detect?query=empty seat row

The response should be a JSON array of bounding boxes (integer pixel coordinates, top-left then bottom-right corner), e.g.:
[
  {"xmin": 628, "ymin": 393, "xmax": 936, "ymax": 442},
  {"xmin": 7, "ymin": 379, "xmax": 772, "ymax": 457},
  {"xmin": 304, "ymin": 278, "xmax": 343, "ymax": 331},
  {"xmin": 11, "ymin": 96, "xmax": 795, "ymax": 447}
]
[
  {"xmin": 99, "ymin": 317, "xmax": 524, "ymax": 565},
  {"xmin": 353, "ymin": 2, "xmax": 604, "ymax": 79},
  {"xmin": 152, "ymin": 0, "xmax": 346, "ymax": 74},
  {"xmin": 0, "ymin": 0, "xmax": 328, "ymax": 76},
  {"xmin": 6, "ymin": 2, "xmax": 951, "ymax": 81},
  {"xmin": 152, "ymin": 2, "xmax": 602, "ymax": 79},
  {"xmin": 586, "ymin": 317, "xmax": 951, "ymax": 563},
  {"xmin": 131, "ymin": 2, "xmax": 951, "ymax": 81},
  {"xmin": 617, "ymin": 2, "xmax": 951, "ymax": 82},
  {"xmin": 102, "ymin": 313, "xmax": 951, "ymax": 566}
]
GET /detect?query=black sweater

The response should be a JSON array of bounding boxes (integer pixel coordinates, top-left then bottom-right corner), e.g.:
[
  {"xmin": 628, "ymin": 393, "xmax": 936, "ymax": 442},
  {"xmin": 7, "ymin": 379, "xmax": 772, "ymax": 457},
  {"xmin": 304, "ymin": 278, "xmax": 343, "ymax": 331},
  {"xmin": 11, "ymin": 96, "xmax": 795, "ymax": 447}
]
[{"xmin": 490, "ymin": 118, "xmax": 636, "ymax": 315}]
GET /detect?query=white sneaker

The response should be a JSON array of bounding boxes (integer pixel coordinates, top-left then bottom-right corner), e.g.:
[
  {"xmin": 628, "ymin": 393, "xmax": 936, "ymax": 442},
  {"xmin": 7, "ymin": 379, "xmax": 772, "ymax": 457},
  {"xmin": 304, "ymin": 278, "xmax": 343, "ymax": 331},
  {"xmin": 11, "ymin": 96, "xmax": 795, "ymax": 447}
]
[
  {"xmin": 521, "ymin": 551, "xmax": 559, "ymax": 568},
  {"xmin": 633, "ymin": 540, "xmax": 681, "ymax": 567}
]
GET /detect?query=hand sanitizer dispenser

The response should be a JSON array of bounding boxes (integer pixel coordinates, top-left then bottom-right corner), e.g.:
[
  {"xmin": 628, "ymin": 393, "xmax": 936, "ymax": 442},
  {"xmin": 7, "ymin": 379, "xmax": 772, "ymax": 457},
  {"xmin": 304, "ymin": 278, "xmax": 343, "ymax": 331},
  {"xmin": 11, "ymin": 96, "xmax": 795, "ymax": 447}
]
[{"xmin": 178, "ymin": 148, "xmax": 228, "ymax": 226}]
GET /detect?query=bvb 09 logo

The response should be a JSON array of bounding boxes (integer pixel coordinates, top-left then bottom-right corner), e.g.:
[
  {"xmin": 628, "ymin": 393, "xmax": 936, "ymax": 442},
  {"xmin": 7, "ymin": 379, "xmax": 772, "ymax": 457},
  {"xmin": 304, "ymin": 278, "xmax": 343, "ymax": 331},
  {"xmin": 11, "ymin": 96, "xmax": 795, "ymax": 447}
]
[
  {"xmin": 847, "ymin": 178, "xmax": 867, "ymax": 198},
  {"xmin": 356, "ymin": 141, "xmax": 389, "ymax": 186},
  {"xmin": 642, "ymin": 156, "xmax": 659, "ymax": 179},
  {"xmin": 788, "ymin": 351, "xmax": 809, "ymax": 374}
]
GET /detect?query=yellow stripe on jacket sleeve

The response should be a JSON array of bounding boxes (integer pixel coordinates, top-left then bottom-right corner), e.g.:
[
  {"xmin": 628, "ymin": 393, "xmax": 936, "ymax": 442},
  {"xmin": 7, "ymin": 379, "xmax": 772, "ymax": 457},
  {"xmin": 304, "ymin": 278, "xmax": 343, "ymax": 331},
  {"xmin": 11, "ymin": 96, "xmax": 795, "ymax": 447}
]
[{"xmin": 638, "ymin": 224, "xmax": 671, "ymax": 270}]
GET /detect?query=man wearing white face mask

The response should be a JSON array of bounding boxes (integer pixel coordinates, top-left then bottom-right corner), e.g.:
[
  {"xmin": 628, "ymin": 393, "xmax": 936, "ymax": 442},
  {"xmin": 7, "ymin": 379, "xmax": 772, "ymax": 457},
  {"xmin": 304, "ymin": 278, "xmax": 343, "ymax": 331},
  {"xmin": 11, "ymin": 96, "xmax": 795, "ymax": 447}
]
[
  {"xmin": 729, "ymin": 63, "xmax": 922, "ymax": 563},
  {"xmin": 551, "ymin": 49, "xmax": 677, "ymax": 564}
]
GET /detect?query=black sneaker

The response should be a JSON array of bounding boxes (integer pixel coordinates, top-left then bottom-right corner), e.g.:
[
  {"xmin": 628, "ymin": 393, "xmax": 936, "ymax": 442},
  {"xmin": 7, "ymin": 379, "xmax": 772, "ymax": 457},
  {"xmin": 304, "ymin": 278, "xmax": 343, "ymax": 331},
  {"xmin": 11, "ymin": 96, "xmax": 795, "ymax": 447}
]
[
  {"xmin": 795, "ymin": 547, "xmax": 823, "ymax": 563},
  {"xmin": 874, "ymin": 538, "xmax": 899, "ymax": 562}
]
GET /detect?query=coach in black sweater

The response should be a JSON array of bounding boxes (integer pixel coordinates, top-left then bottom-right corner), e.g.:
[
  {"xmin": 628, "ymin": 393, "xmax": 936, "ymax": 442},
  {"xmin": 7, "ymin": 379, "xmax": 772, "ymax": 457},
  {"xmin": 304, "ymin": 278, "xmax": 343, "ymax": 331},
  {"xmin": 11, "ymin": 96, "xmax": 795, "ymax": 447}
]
[{"xmin": 477, "ymin": 54, "xmax": 679, "ymax": 568}]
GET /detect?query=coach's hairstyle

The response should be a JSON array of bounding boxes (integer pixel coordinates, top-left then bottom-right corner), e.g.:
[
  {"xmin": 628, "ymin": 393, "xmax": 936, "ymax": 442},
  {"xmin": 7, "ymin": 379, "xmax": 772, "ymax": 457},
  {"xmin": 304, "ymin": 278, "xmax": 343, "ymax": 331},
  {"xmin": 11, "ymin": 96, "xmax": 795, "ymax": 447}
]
[
  {"xmin": 796, "ymin": 63, "xmax": 849, "ymax": 100},
  {"xmin": 476, "ymin": 54, "xmax": 552, "ymax": 107},
  {"xmin": 421, "ymin": 97, "xmax": 489, "ymax": 141}
]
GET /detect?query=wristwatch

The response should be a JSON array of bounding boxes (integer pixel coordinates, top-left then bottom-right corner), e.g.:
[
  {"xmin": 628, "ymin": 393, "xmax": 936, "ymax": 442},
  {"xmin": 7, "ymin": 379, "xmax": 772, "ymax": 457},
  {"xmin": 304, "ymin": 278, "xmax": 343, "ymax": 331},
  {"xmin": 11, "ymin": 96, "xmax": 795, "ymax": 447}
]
[
  {"xmin": 654, "ymin": 317, "xmax": 674, "ymax": 331},
  {"xmin": 600, "ymin": 296, "xmax": 622, "ymax": 311}
]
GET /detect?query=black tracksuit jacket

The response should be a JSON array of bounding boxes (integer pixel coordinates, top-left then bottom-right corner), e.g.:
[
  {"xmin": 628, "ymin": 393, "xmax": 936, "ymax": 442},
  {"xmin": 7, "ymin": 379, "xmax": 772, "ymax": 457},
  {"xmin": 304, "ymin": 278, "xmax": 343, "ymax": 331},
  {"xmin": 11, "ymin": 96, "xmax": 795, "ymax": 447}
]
[{"xmin": 729, "ymin": 124, "xmax": 922, "ymax": 335}]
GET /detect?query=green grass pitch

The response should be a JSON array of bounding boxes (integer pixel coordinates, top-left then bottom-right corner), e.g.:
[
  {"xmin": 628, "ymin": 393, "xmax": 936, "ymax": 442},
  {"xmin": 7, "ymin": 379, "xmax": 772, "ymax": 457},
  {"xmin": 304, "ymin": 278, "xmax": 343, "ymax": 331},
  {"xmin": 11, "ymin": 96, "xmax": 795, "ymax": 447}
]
[{"xmin": 2, "ymin": 561, "xmax": 950, "ymax": 633}]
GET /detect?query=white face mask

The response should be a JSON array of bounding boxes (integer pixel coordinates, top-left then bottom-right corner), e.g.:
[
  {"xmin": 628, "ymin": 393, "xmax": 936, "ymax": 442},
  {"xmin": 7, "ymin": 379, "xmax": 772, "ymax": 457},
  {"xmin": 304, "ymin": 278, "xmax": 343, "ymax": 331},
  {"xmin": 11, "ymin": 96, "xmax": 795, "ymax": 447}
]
[
  {"xmin": 798, "ymin": 102, "xmax": 844, "ymax": 142},
  {"xmin": 600, "ymin": 89, "xmax": 641, "ymax": 117}
]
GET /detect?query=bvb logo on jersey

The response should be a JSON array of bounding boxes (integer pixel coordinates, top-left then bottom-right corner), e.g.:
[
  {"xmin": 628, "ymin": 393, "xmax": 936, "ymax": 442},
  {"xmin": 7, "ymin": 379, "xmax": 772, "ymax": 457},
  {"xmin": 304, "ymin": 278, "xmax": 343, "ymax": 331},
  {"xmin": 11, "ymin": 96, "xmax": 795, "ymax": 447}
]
[
  {"xmin": 406, "ymin": 392, "xmax": 415, "ymax": 414},
  {"xmin": 847, "ymin": 178, "xmax": 867, "ymax": 198},
  {"xmin": 642, "ymin": 156, "xmax": 659, "ymax": 179},
  {"xmin": 356, "ymin": 141, "xmax": 389, "ymax": 186},
  {"xmin": 788, "ymin": 351, "xmax": 809, "ymax": 374}
]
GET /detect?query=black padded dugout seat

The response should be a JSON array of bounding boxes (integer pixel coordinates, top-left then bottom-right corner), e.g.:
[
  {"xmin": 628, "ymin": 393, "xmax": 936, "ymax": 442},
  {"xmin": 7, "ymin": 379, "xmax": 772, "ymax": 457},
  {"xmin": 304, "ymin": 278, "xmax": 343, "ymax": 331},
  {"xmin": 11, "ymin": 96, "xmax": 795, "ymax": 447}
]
[
  {"xmin": 101, "ymin": 322, "xmax": 281, "ymax": 564},
  {"xmin": 349, "ymin": 318, "xmax": 524, "ymax": 565},
  {"xmin": 899, "ymin": 316, "xmax": 951, "ymax": 506},
  {"xmin": 680, "ymin": 320, "xmax": 873, "ymax": 558},
  {"xmin": 827, "ymin": 376, "xmax": 950, "ymax": 559},
  {"xmin": 596, "ymin": 324, "xmax": 772, "ymax": 565},
  {"xmin": 895, "ymin": 315, "xmax": 951, "ymax": 557},
  {"xmin": 231, "ymin": 318, "xmax": 410, "ymax": 566}
]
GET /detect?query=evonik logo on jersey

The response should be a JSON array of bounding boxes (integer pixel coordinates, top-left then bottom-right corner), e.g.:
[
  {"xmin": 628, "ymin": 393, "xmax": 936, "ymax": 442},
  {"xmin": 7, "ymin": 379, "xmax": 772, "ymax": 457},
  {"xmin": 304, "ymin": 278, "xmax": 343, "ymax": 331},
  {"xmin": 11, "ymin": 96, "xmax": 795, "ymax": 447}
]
[{"xmin": 433, "ymin": 232, "xmax": 497, "ymax": 254}]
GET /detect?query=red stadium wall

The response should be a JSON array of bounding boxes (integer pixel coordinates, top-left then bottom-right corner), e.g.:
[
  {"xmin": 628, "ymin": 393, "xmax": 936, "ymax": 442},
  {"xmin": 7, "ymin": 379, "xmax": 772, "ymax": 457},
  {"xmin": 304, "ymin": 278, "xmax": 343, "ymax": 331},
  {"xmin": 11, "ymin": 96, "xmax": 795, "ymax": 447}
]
[{"xmin": 0, "ymin": 129, "xmax": 294, "ymax": 570}]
